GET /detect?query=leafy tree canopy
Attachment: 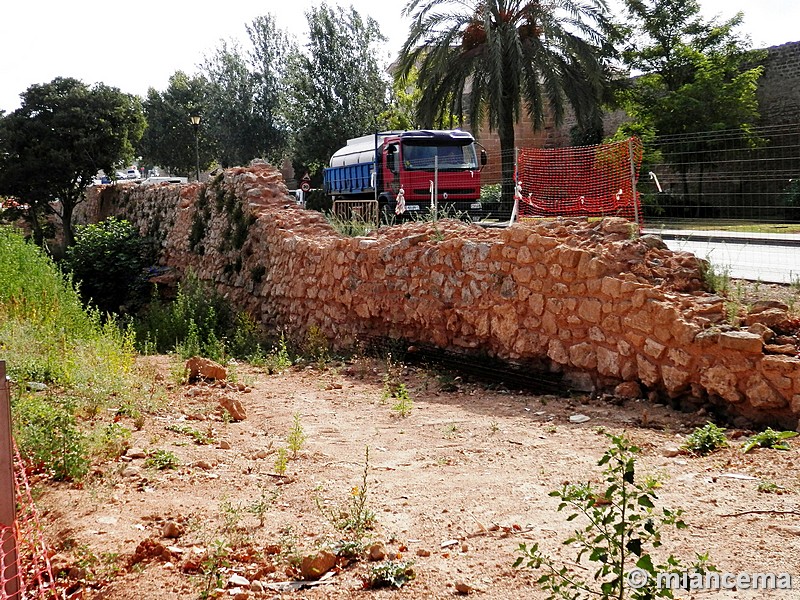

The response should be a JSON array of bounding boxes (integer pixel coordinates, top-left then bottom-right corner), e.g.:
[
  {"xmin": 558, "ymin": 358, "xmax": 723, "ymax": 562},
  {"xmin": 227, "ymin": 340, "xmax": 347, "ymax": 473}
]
[
  {"xmin": 138, "ymin": 71, "xmax": 212, "ymax": 177},
  {"xmin": 398, "ymin": 0, "xmax": 615, "ymax": 201},
  {"xmin": 201, "ymin": 14, "xmax": 294, "ymax": 168},
  {"xmin": 615, "ymin": 0, "xmax": 765, "ymax": 200},
  {"xmin": 0, "ymin": 77, "xmax": 145, "ymax": 247},
  {"xmin": 284, "ymin": 3, "xmax": 390, "ymax": 180}
]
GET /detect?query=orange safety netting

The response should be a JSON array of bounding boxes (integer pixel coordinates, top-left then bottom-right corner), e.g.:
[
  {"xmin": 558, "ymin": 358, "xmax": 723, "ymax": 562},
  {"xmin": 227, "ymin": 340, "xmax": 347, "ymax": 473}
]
[
  {"xmin": 2, "ymin": 445, "xmax": 56, "ymax": 600},
  {"xmin": 516, "ymin": 137, "xmax": 644, "ymax": 223}
]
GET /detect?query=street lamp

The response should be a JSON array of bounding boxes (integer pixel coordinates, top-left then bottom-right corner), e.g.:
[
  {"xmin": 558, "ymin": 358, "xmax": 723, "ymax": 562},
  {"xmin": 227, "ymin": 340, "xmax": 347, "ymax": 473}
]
[{"xmin": 190, "ymin": 114, "xmax": 201, "ymax": 182}]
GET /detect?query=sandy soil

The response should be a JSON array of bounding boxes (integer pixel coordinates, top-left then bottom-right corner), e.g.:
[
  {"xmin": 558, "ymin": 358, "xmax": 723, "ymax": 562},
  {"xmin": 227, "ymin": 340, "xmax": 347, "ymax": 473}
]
[{"xmin": 34, "ymin": 345, "xmax": 800, "ymax": 600}]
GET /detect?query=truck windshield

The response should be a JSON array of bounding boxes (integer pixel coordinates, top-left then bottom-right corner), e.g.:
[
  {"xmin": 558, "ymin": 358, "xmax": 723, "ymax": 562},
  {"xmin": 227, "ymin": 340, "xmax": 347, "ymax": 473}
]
[{"xmin": 402, "ymin": 143, "xmax": 479, "ymax": 171}]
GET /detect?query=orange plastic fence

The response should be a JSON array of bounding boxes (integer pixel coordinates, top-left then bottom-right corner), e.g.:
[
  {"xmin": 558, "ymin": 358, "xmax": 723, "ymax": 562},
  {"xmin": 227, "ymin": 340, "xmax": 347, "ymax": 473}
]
[
  {"xmin": 2, "ymin": 445, "xmax": 56, "ymax": 600},
  {"xmin": 516, "ymin": 137, "xmax": 644, "ymax": 223}
]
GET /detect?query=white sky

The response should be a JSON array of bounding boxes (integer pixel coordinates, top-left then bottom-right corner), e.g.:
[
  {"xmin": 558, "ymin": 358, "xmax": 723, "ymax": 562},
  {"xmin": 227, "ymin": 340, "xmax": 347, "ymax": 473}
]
[{"xmin": 1, "ymin": 1, "xmax": 797, "ymax": 114}]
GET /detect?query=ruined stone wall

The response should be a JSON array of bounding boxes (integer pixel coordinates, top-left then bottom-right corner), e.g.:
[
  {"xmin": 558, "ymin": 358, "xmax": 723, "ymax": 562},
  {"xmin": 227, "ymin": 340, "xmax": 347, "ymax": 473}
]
[
  {"xmin": 757, "ymin": 41, "xmax": 800, "ymax": 125},
  {"xmin": 78, "ymin": 166, "xmax": 800, "ymax": 428}
]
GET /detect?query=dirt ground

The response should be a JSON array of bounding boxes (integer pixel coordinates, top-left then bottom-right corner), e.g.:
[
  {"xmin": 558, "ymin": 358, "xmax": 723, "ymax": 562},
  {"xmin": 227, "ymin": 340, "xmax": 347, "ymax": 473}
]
[{"xmin": 35, "ymin": 326, "xmax": 800, "ymax": 600}]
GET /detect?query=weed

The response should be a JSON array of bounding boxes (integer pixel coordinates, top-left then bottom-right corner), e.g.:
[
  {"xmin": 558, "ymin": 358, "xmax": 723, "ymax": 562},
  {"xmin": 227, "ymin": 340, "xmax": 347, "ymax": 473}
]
[
  {"xmin": 682, "ymin": 422, "xmax": 728, "ymax": 456},
  {"xmin": 325, "ymin": 211, "xmax": 376, "ymax": 237},
  {"xmin": 757, "ymin": 480, "xmax": 788, "ymax": 494},
  {"xmin": 274, "ymin": 447, "xmax": 288, "ymax": 475},
  {"xmin": 13, "ymin": 393, "xmax": 89, "ymax": 481},
  {"xmin": 133, "ymin": 413, "xmax": 146, "ymax": 431},
  {"xmin": 381, "ymin": 353, "xmax": 404, "ymax": 402},
  {"xmin": 277, "ymin": 525, "xmax": 303, "ymax": 567},
  {"xmin": 444, "ymin": 423, "xmax": 459, "ymax": 437},
  {"xmin": 199, "ymin": 539, "xmax": 230, "ymax": 600},
  {"xmin": 489, "ymin": 421, "xmax": 500, "ymax": 434},
  {"xmin": 166, "ymin": 423, "xmax": 214, "ymax": 445},
  {"xmin": 304, "ymin": 325, "xmax": 330, "ymax": 365},
  {"xmin": 219, "ymin": 498, "xmax": 244, "ymax": 538},
  {"xmin": 701, "ymin": 259, "xmax": 731, "ymax": 295},
  {"xmin": 316, "ymin": 446, "xmax": 376, "ymax": 548},
  {"xmin": 90, "ymin": 422, "xmax": 132, "ymax": 461},
  {"xmin": 286, "ymin": 412, "xmax": 307, "ymax": 458},
  {"xmin": 363, "ymin": 560, "xmax": 416, "ymax": 589},
  {"xmin": 741, "ymin": 428, "xmax": 798, "ymax": 453},
  {"xmin": 144, "ymin": 449, "xmax": 180, "ymax": 470},
  {"xmin": 515, "ymin": 434, "xmax": 715, "ymax": 599},
  {"xmin": 724, "ymin": 301, "xmax": 742, "ymax": 326},
  {"xmin": 391, "ymin": 384, "xmax": 413, "ymax": 418},
  {"xmin": 248, "ymin": 487, "xmax": 280, "ymax": 527},
  {"xmin": 259, "ymin": 334, "xmax": 292, "ymax": 374}
]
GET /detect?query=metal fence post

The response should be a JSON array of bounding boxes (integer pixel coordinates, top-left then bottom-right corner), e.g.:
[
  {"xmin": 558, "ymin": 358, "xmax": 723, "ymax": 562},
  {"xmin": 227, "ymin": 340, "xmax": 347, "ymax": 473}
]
[
  {"xmin": 433, "ymin": 155, "xmax": 439, "ymax": 221},
  {"xmin": 628, "ymin": 138, "xmax": 641, "ymax": 230},
  {"xmin": 0, "ymin": 361, "xmax": 21, "ymax": 599}
]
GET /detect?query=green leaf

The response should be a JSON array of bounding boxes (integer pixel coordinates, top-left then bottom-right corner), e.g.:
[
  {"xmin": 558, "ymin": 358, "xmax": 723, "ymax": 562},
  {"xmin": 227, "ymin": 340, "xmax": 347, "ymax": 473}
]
[{"xmin": 638, "ymin": 495, "xmax": 655, "ymax": 509}]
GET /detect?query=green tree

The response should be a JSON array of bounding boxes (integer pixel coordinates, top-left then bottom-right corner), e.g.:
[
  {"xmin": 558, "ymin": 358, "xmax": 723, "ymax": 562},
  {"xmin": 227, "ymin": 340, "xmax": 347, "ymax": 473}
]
[
  {"xmin": 0, "ymin": 78, "xmax": 145, "ymax": 248},
  {"xmin": 383, "ymin": 66, "xmax": 423, "ymax": 131},
  {"xmin": 202, "ymin": 15, "xmax": 293, "ymax": 169},
  {"xmin": 284, "ymin": 3, "xmax": 389, "ymax": 181},
  {"xmin": 138, "ymin": 71, "xmax": 212, "ymax": 177},
  {"xmin": 398, "ymin": 0, "xmax": 615, "ymax": 202},
  {"xmin": 202, "ymin": 39, "xmax": 260, "ymax": 168},
  {"xmin": 245, "ymin": 14, "xmax": 294, "ymax": 163},
  {"xmin": 616, "ymin": 0, "xmax": 764, "ymax": 207},
  {"xmin": 63, "ymin": 217, "xmax": 154, "ymax": 316}
]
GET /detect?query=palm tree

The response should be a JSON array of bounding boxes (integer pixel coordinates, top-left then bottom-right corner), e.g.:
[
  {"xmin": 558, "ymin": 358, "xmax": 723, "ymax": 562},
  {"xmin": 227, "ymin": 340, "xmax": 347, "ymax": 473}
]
[{"xmin": 398, "ymin": 0, "xmax": 616, "ymax": 203}]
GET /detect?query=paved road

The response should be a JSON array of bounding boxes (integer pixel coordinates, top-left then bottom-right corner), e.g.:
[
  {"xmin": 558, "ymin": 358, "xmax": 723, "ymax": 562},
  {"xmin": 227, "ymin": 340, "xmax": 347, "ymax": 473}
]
[{"xmin": 647, "ymin": 229, "xmax": 800, "ymax": 284}]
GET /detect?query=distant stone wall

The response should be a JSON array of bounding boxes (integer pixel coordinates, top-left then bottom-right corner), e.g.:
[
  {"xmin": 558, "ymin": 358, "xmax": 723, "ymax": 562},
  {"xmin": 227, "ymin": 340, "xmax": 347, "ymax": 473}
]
[
  {"xmin": 757, "ymin": 41, "xmax": 800, "ymax": 125},
  {"xmin": 78, "ymin": 165, "xmax": 800, "ymax": 428}
]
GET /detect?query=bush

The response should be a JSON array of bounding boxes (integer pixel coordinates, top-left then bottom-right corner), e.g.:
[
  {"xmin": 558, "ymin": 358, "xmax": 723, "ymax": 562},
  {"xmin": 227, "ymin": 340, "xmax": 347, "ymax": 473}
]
[
  {"xmin": 305, "ymin": 189, "xmax": 333, "ymax": 212},
  {"xmin": 134, "ymin": 270, "xmax": 263, "ymax": 360},
  {"xmin": 515, "ymin": 434, "xmax": 714, "ymax": 599},
  {"xmin": 63, "ymin": 217, "xmax": 154, "ymax": 316},
  {"xmin": 683, "ymin": 422, "xmax": 728, "ymax": 456},
  {"xmin": 13, "ymin": 393, "xmax": 89, "ymax": 481},
  {"xmin": 479, "ymin": 183, "xmax": 502, "ymax": 205}
]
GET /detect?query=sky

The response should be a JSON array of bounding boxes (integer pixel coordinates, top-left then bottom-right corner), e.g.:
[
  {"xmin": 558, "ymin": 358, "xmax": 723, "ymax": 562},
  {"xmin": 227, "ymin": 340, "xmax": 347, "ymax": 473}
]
[{"xmin": 1, "ymin": 0, "xmax": 798, "ymax": 115}]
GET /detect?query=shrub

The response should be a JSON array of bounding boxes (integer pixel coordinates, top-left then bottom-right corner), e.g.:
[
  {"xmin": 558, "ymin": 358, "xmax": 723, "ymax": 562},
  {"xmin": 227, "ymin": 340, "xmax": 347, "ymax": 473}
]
[
  {"xmin": 515, "ymin": 434, "xmax": 714, "ymax": 599},
  {"xmin": 683, "ymin": 422, "xmax": 728, "ymax": 456},
  {"xmin": 134, "ymin": 270, "xmax": 264, "ymax": 360},
  {"xmin": 13, "ymin": 393, "xmax": 89, "ymax": 481},
  {"xmin": 63, "ymin": 217, "xmax": 155, "ymax": 316}
]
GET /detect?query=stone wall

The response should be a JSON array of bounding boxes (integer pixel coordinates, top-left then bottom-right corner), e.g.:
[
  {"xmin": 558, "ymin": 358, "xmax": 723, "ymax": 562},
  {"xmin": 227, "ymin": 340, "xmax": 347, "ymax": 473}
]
[
  {"xmin": 757, "ymin": 41, "xmax": 800, "ymax": 125},
  {"xmin": 78, "ymin": 165, "xmax": 800, "ymax": 428}
]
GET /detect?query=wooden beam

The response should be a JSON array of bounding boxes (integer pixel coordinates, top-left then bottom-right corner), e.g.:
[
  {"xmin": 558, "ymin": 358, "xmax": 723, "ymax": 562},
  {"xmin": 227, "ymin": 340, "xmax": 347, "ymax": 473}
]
[{"xmin": 0, "ymin": 361, "xmax": 20, "ymax": 599}]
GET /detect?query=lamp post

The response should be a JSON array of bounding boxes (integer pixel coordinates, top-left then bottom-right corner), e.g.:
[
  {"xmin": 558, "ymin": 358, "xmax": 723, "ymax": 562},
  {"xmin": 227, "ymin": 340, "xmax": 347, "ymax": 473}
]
[{"xmin": 190, "ymin": 114, "xmax": 201, "ymax": 182}]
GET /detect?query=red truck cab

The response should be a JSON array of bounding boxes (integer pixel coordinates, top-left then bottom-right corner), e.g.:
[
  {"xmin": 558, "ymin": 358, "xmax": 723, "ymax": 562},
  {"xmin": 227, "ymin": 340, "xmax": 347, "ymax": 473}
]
[{"xmin": 324, "ymin": 129, "xmax": 487, "ymax": 220}]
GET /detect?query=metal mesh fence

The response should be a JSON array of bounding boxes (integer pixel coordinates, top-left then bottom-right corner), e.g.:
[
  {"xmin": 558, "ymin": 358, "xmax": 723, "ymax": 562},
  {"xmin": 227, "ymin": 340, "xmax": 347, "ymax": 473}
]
[{"xmin": 640, "ymin": 123, "xmax": 800, "ymax": 225}]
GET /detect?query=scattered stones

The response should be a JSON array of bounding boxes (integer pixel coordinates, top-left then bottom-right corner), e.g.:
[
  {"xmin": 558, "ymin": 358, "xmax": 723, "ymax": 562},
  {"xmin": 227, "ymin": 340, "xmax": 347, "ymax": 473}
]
[
  {"xmin": 228, "ymin": 574, "xmax": 250, "ymax": 587},
  {"xmin": 369, "ymin": 542, "xmax": 386, "ymax": 561},
  {"xmin": 614, "ymin": 381, "xmax": 642, "ymax": 399},
  {"xmin": 219, "ymin": 396, "xmax": 247, "ymax": 421},
  {"xmin": 569, "ymin": 414, "xmax": 591, "ymax": 424},
  {"xmin": 217, "ymin": 440, "xmax": 232, "ymax": 450},
  {"xmin": 162, "ymin": 521, "xmax": 184, "ymax": 539},
  {"xmin": 300, "ymin": 550, "xmax": 337, "ymax": 580},
  {"xmin": 185, "ymin": 356, "xmax": 227, "ymax": 382},
  {"xmin": 661, "ymin": 445, "xmax": 682, "ymax": 458},
  {"xmin": 122, "ymin": 466, "xmax": 142, "ymax": 478},
  {"xmin": 455, "ymin": 580, "xmax": 475, "ymax": 594},
  {"xmin": 126, "ymin": 447, "xmax": 147, "ymax": 459}
]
